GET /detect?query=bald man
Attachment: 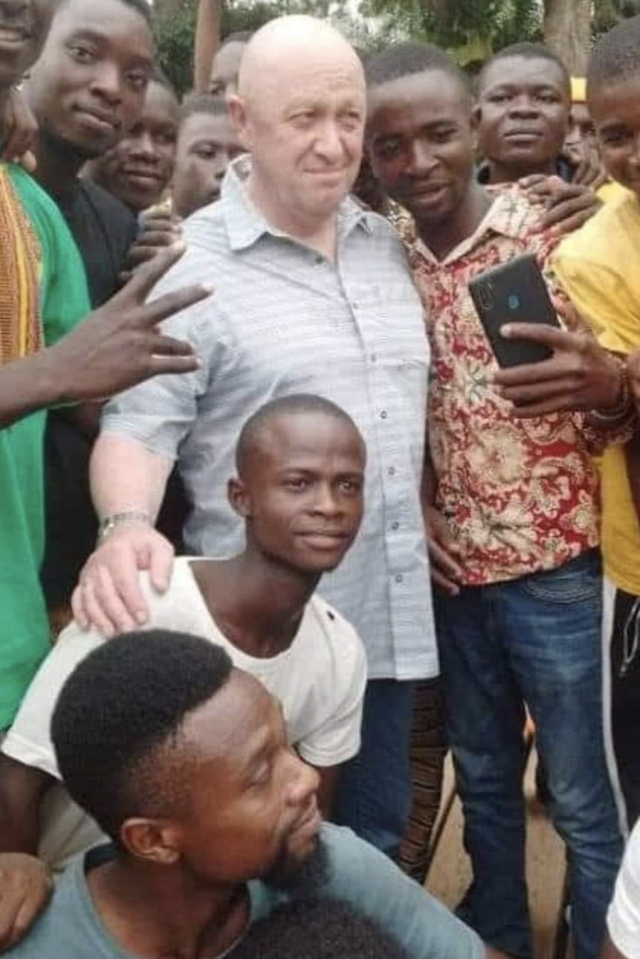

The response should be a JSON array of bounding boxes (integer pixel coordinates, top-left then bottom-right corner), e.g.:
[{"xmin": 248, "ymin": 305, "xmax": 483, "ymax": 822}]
[{"xmin": 74, "ymin": 16, "xmax": 436, "ymax": 859}]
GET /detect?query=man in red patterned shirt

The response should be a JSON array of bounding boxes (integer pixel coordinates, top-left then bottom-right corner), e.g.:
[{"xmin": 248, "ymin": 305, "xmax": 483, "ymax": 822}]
[{"xmin": 365, "ymin": 42, "xmax": 629, "ymax": 959}]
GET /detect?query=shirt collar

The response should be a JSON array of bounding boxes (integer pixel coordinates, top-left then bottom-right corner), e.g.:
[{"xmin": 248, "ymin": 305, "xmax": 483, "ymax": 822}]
[
  {"xmin": 221, "ymin": 155, "xmax": 373, "ymax": 252},
  {"xmin": 398, "ymin": 183, "xmax": 535, "ymax": 267}
]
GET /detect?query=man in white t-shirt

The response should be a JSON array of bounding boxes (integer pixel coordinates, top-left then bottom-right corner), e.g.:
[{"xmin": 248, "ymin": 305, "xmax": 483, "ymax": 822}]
[
  {"xmin": 605, "ymin": 821, "xmax": 640, "ymax": 959},
  {"xmin": 0, "ymin": 393, "xmax": 367, "ymax": 876}
]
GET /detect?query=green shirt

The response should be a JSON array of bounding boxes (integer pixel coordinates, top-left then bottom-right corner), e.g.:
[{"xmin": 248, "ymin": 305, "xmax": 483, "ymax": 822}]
[{"xmin": 0, "ymin": 164, "xmax": 90, "ymax": 728}]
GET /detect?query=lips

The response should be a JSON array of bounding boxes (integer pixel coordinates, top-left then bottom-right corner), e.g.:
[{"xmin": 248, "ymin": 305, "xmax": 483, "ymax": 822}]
[
  {"xmin": 122, "ymin": 168, "xmax": 162, "ymax": 184},
  {"xmin": 0, "ymin": 25, "xmax": 31, "ymax": 48},
  {"xmin": 504, "ymin": 129, "xmax": 543, "ymax": 140},
  {"xmin": 74, "ymin": 106, "xmax": 119, "ymax": 135}
]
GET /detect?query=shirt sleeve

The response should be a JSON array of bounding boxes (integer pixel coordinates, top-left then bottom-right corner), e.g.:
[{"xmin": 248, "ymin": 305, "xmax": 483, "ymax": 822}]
[
  {"xmin": 608, "ymin": 822, "xmax": 640, "ymax": 959},
  {"xmin": 100, "ymin": 247, "xmax": 216, "ymax": 460},
  {"xmin": 1, "ymin": 623, "xmax": 104, "ymax": 779},
  {"xmin": 318, "ymin": 824, "xmax": 485, "ymax": 959},
  {"xmin": 296, "ymin": 625, "xmax": 367, "ymax": 768}
]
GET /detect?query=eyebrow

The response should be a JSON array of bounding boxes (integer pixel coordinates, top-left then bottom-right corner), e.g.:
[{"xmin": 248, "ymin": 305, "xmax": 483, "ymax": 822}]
[{"xmin": 66, "ymin": 28, "xmax": 152, "ymax": 67}]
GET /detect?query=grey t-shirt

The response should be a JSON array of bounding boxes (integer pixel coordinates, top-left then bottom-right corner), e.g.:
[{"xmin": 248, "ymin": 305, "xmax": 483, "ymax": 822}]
[{"xmin": 10, "ymin": 824, "xmax": 484, "ymax": 959}]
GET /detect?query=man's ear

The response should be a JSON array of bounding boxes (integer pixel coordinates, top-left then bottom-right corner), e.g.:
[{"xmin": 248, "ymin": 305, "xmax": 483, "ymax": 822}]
[
  {"xmin": 227, "ymin": 94, "xmax": 252, "ymax": 152},
  {"xmin": 120, "ymin": 818, "xmax": 181, "ymax": 866},
  {"xmin": 228, "ymin": 476, "xmax": 252, "ymax": 518}
]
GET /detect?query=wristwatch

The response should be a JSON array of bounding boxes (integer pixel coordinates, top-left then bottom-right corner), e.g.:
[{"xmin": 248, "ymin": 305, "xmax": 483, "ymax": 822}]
[{"xmin": 97, "ymin": 509, "xmax": 152, "ymax": 543}]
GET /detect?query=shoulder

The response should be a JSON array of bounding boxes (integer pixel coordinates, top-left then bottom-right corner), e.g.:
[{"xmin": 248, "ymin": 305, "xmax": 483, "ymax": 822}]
[
  {"xmin": 79, "ymin": 180, "xmax": 137, "ymax": 250},
  {"xmin": 5, "ymin": 855, "xmax": 90, "ymax": 956},
  {"xmin": 306, "ymin": 595, "xmax": 364, "ymax": 659},
  {"xmin": 182, "ymin": 201, "xmax": 233, "ymax": 259},
  {"xmin": 556, "ymin": 190, "xmax": 640, "ymax": 266},
  {"xmin": 313, "ymin": 824, "xmax": 484, "ymax": 959}
]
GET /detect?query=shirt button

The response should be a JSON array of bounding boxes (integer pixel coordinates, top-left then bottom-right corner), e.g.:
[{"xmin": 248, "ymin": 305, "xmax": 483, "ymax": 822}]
[
  {"xmin": 370, "ymin": 353, "xmax": 377, "ymax": 363},
  {"xmin": 388, "ymin": 467, "xmax": 396, "ymax": 476},
  {"xmin": 380, "ymin": 410, "xmax": 387, "ymax": 419},
  {"xmin": 351, "ymin": 301, "xmax": 358, "ymax": 310},
  {"xmin": 392, "ymin": 521, "xmax": 400, "ymax": 531},
  {"xmin": 314, "ymin": 255, "xmax": 323, "ymax": 265},
  {"xmin": 395, "ymin": 574, "xmax": 404, "ymax": 584}
]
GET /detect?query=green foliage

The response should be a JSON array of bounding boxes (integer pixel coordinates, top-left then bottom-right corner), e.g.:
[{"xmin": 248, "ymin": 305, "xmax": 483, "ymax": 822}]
[
  {"xmin": 358, "ymin": 0, "xmax": 542, "ymax": 61},
  {"xmin": 153, "ymin": 0, "xmax": 356, "ymax": 96}
]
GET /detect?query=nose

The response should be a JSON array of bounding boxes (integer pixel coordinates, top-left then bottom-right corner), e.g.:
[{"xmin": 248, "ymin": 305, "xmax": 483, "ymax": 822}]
[
  {"xmin": 508, "ymin": 94, "xmax": 539, "ymax": 118},
  {"xmin": 314, "ymin": 119, "xmax": 345, "ymax": 164},
  {"xmin": 284, "ymin": 750, "xmax": 320, "ymax": 808},
  {"xmin": 0, "ymin": 0, "xmax": 28, "ymax": 20},
  {"xmin": 90, "ymin": 62, "xmax": 122, "ymax": 105},
  {"xmin": 407, "ymin": 139, "xmax": 438, "ymax": 177},
  {"xmin": 310, "ymin": 482, "xmax": 342, "ymax": 518},
  {"xmin": 130, "ymin": 130, "xmax": 157, "ymax": 162}
]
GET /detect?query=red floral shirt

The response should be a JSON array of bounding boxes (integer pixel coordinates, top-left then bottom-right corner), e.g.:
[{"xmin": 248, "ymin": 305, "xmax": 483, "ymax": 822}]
[{"xmin": 399, "ymin": 184, "xmax": 601, "ymax": 586}]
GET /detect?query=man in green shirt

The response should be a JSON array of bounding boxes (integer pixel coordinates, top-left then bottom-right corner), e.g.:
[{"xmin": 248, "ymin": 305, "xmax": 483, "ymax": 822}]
[{"xmin": 0, "ymin": 2, "xmax": 210, "ymax": 942}]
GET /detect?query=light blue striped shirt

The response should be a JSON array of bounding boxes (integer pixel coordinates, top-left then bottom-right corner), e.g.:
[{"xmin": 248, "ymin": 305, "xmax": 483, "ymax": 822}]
[{"xmin": 102, "ymin": 159, "xmax": 437, "ymax": 680}]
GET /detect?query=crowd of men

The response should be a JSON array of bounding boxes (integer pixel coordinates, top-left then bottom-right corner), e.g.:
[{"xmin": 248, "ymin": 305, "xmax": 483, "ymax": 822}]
[{"xmin": 1, "ymin": 0, "xmax": 640, "ymax": 957}]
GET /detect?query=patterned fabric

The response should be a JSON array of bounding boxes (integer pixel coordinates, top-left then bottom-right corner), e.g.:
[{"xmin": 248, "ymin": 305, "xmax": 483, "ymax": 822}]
[
  {"xmin": 0, "ymin": 165, "xmax": 42, "ymax": 363},
  {"xmin": 102, "ymin": 157, "xmax": 437, "ymax": 681},
  {"xmin": 400, "ymin": 184, "xmax": 602, "ymax": 586}
]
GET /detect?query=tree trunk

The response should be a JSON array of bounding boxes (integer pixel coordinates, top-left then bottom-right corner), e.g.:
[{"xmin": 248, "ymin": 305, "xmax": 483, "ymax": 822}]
[{"xmin": 543, "ymin": 0, "xmax": 592, "ymax": 75}]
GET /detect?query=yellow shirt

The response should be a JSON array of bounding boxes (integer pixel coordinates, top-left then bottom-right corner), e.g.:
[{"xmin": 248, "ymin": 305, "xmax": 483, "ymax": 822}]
[{"xmin": 553, "ymin": 190, "xmax": 640, "ymax": 594}]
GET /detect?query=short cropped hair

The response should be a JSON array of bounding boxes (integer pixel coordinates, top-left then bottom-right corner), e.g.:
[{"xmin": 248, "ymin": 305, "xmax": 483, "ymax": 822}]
[
  {"xmin": 180, "ymin": 93, "xmax": 228, "ymax": 124},
  {"xmin": 478, "ymin": 42, "xmax": 570, "ymax": 94},
  {"xmin": 364, "ymin": 41, "xmax": 470, "ymax": 98},
  {"xmin": 588, "ymin": 15, "xmax": 640, "ymax": 94},
  {"xmin": 230, "ymin": 900, "xmax": 409, "ymax": 959},
  {"xmin": 235, "ymin": 394, "xmax": 362, "ymax": 478},
  {"xmin": 51, "ymin": 631, "xmax": 233, "ymax": 844}
]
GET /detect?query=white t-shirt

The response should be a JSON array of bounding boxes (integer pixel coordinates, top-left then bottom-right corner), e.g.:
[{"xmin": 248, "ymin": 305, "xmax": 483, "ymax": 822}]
[
  {"xmin": 2, "ymin": 558, "xmax": 366, "ymax": 870},
  {"xmin": 608, "ymin": 820, "xmax": 640, "ymax": 959}
]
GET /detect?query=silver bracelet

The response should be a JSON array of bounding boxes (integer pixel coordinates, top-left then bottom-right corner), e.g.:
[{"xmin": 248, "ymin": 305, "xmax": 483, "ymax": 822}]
[{"xmin": 97, "ymin": 510, "xmax": 152, "ymax": 543}]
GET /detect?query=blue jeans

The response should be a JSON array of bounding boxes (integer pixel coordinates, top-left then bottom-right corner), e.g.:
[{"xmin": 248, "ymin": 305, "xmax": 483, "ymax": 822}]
[
  {"xmin": 436, "ymin": 551, "xmax": 623, "ymax": 959},
  {"xmin": 333, "ymin": 679, "xmax": 415, "ymax": 859}
]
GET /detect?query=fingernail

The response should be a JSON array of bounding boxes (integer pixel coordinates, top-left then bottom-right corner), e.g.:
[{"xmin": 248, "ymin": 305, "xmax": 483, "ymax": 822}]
[
  {"xmin": 202, "ymin": 283, "xmax": 214, "ymax": 293},
  {"xmin": 170, "ymin": 240, "xmax": 186, "ymax": 253},
  {"xmin": 135, "ymin": 610, "xmax": 147, "ymax": 625}
]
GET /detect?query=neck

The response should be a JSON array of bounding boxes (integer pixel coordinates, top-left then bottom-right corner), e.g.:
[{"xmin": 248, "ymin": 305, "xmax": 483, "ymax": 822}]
[
  {"xmin": 32, "ymin": 128, "xmax": 84, "ymax": 199},
  {"xmin": 247, "ymin": 171, "xmax": 339, "ymax": 261},
  {"xmin": 193, "ymin": 548, "xmax": 320, "ymax": 658},
  {"xmin": 89, "ymin": 858, "xmax": 248, "ymax": 959},
  {"xmin": 486, "ymin": 155, "xmax": 557, "ymax": 185},
  {"xmin": 417, "ymin": 179, "xmax": 493, "ymax": 261}
]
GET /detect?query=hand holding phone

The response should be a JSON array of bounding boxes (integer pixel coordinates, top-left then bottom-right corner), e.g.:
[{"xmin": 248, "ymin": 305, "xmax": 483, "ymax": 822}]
[{"xmin": 468, "ymin": 253, "xmax": 560, "ymax": 368}]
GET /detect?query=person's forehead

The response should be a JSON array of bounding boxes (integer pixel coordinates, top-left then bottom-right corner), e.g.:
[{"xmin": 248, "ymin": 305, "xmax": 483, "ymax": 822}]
[
  {"xmin": 256, "ymin": 414, "xmax": 364, "ymax": 467},
  {"xmin": 368, "ymin": 70, "xmax": 469, "ymax": 132},
  {"xmin": 481, "ymin": 55, "xmax": 567, "ymax": 92},
  {"xmin": 589, "ymin": 75, "xmax": 640, "ymax": 126},
  {"xmin": 182, "ymin": 671, "xmax": 281, "ymax": 767},
  {"xmin": 142, "ymin": 83, "xmax": 180, "ymax": 127},
  {"xmin": 181, "ymin": 110, "xmax": 235, "ymax": 145},
  {"xmin": 50, "ymin": 0, "xmax": 153, "ymax": 56}
]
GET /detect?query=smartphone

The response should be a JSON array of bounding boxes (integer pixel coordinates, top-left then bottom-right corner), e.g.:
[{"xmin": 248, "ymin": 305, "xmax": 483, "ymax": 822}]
[{"xmin": 468, "ymin": 253, "xmax": 560, "ymax": 368}]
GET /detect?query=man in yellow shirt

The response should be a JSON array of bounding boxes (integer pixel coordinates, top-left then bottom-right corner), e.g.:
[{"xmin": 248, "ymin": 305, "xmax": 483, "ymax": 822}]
[{"xmin": 553, "ymin": 14, "xmax": 640, "ymax": 834}]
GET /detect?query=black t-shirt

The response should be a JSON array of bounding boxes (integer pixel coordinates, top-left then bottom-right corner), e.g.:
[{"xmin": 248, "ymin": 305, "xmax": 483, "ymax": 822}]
[
  {"xmin": 41, "ymin": 180, "xmax": 186, "ymax": 609},
  {"xmin": 56, "ymin": 179, "xmax": 137, "ymax": 308},
  {"xmin": 41, "ymin": 181, "xmax": 136, "ymax": 609}
]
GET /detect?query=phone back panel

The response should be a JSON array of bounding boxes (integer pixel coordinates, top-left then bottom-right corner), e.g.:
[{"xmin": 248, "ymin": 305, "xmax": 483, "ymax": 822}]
[{"xmin": 468, "ymin": 253, "xmax": 559, "ymax": 368}]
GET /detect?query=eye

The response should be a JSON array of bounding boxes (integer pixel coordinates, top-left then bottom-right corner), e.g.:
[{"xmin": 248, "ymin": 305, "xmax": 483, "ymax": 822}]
[
  {"xmin": 284, "ymin": 477, "xmax": 309, "ymax": 491},
  {"xmin": 339, "ymin": 478, "xmax": 362, "ymax": 494},
  {"xmin": 69, "ymin": 43, "xmax": 95, "ymax": 64},
  {"xmin": 488, "ymin": 92, "xmax": 510, "ymax": 104},
  {"xmin": 126, "ymin": 70, "xmax": 148, "ymax": 91},
  {"xmin": 374, "ymin": 138, "xmax": 401, "ymax": 159},
  {"xmin": 194, "ymin": 145, "xmax": 217, "ymax": 159},
  {"xmin": 537, "ymin": 92, "xmax": 558, "ymax": 104}
]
